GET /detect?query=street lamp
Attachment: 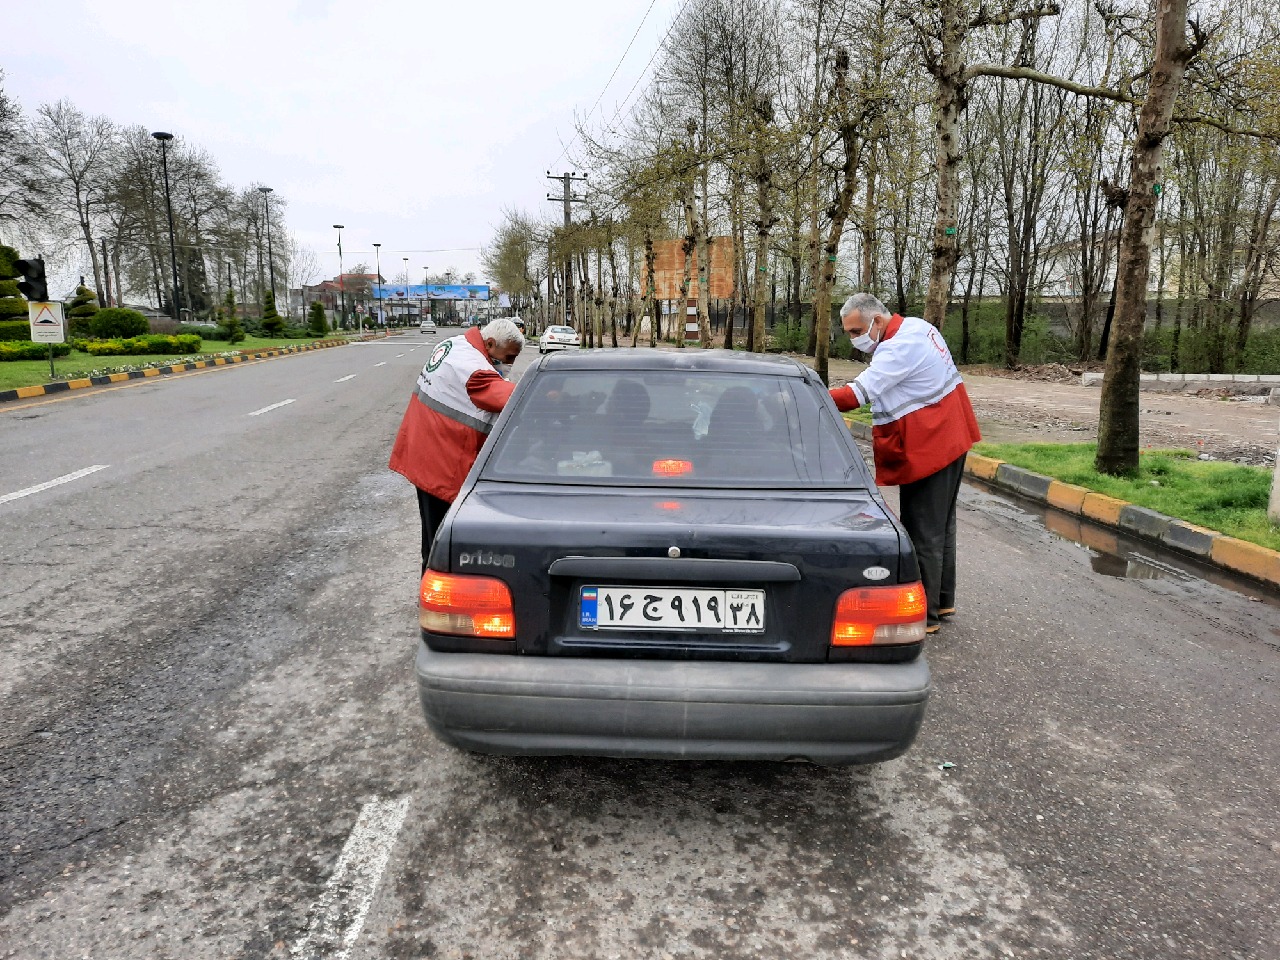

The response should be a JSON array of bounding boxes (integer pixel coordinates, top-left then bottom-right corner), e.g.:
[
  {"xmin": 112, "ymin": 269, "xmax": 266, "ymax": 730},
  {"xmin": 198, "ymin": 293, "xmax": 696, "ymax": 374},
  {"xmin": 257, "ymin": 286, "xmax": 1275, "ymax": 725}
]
[
  {"xmin": 372, "ymin": 242, "xmax": 383, "ymax": 331},
  {"xmin": 151, "ymin": 131, "xmax": 181, "ymax": 321},
  {"xmin": 333, "ymin": 225, "xmax": 346, "ymax": 332},
  {"xmin": 403, "ymin": 257, "xmax": 409, "ymax": 325},
  {"xmin": 258, "ymin": 186, "xmax": 275, "ymax": 301}
]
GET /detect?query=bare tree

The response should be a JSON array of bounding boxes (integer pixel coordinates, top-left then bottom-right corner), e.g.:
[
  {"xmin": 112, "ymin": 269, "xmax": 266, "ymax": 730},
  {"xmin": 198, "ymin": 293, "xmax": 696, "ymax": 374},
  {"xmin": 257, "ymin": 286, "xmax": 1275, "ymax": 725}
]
[{"xmin": 27, "ymin": 100, "xmax": 118, "ymax": 304}]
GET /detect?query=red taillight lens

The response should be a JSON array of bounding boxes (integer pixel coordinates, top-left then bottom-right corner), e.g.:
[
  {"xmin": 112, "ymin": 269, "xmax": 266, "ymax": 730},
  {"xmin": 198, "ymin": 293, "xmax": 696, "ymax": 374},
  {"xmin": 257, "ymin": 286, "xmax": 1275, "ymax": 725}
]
[
  {"xmin": 653, "ymin": 458, "xmax": 693, "ymax": 477},
  {"xmin": 831, "ymin": 582, "xmax": 927, "ymax": 646},
  {"xmin": 420, "ymin": 571, "xmax": 515, "ymax": 639}
]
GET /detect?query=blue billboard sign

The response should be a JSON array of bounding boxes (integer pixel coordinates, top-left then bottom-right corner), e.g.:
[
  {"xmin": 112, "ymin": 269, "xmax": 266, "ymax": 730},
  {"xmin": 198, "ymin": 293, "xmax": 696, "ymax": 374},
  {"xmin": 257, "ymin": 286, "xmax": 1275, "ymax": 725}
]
[{"xmin": 371, "ymin": 284, "xmax": 490, "ymax": 301}]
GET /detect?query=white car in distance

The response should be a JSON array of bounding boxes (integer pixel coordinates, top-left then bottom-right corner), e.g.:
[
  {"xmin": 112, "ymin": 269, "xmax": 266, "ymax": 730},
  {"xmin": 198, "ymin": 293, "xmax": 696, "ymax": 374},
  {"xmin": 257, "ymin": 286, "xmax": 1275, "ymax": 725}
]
[{"xmin": 539, "ymin": 325, "xmax": 581, "ymax": 354}]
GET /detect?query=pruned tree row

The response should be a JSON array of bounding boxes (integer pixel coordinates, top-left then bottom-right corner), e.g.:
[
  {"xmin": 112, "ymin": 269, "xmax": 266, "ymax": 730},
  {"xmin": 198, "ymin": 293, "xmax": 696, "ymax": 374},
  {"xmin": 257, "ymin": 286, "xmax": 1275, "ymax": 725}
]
[{"xmin": 486, "ymin": 0, "xmax": 1280, "ymax": 474}]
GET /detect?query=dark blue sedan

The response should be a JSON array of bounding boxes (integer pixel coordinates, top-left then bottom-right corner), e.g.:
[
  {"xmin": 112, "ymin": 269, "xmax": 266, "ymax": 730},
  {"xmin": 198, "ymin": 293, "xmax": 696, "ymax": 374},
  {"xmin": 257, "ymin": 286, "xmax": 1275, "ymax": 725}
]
[{"xmin": 414, "ymin": 349, "xmax": 930, "ymax": 764}]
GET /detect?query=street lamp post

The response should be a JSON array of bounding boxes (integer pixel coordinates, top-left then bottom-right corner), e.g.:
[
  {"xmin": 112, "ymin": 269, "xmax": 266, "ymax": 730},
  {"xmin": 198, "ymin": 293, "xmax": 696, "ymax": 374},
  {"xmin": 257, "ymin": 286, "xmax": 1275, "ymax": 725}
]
[
  {"xmin": 372, "ymin": 243, "xmax": 383, "ymax": 331},
  {"xmin": 151, "ymin": 131, "xmax": 181, "ymax": 321},
  {"xmin": 403, "ymin": 257, "xmax": 410, "ymax": 326},
  {"xmin": 333, "ymin": 224, "xmax": 346, "ymax": 332},
  {"xmin": 258, "ymin": 186, "xmax": 276, "ymax": 302}
]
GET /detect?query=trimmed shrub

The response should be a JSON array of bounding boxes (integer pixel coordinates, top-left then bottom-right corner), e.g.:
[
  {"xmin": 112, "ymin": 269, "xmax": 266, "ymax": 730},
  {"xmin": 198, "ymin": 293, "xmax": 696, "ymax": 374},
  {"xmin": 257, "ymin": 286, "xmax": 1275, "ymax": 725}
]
[
  {"xmin": 261, "ymin": 290, "xmax": 285, "ymax": 337},
  {"xmin": 78, "ymin": 333, "xmax": 202, "ymax": 356},
  {"xmin": 307, "ymin": 301, "xmax": 328, "ymax": 336},
  {"xmin": 67, "ymin": 285, "xmax": 100, "ymax": 338},
  {"xmin": 0, "ymin": 281, "xmax": 26, "ymax": 322},
  {"xmin": 90, "ymin": 307, "xmax": 149, "ymax": 339},
  {"xmin": 222, "ymin": 312, "xmax": 245, "ymax": 344},
  {"xmin": 0, "ymin": 341, "xmax": 72, "ymax": 361},
  {"xmin": 0, "ymin": 319, "xmax": 31, "ymax": 341},
  {"xmin": 0, "ymin": 245, "xmax": 26, "ymax": 323}
]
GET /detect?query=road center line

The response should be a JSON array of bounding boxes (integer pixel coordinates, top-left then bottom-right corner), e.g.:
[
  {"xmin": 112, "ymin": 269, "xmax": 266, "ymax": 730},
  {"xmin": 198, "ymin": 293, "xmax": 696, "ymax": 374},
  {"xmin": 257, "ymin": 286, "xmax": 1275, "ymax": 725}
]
[
  {"xmin": 247, "ymin": 398, "xmax": 296, "ymax": 417},
  {"xmin": 0, "ymin": 464, "xmax": 110, "ymax": 505},
  {"xmin": 293, "ymin": 795, "xmax": 410, "ymax": 960},
  {"xmin": 395, "ymin": 354, "xmax": 405, "ymax": 358},
  {"xmin": 373, "ymin": 362, "xmax": 387, "ymax": 367},
  {"xmin": 334, "ymin": 374, "xmax": 357, "ymax": 383}
]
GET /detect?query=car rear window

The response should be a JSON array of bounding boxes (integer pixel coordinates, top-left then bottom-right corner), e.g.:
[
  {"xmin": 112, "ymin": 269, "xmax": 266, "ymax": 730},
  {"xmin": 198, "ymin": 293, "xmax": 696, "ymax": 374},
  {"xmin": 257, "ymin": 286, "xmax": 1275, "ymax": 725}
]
[{"xmin": 483, "ymin": 369, "xmax": 862, "ymax": 486}]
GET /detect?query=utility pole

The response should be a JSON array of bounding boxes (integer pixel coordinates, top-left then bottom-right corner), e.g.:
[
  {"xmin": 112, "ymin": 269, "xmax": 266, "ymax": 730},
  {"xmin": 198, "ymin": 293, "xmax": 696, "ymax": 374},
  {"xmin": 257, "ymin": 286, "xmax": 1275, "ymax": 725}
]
[{"xmin": 546, "ymin": 171, "xmax": 587, "ymax": 327}]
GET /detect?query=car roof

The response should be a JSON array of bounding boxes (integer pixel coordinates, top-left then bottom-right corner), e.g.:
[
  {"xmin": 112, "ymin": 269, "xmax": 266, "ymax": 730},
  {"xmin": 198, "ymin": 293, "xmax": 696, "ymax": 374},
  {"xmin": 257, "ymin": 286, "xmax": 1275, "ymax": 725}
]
[{"xmin": 536, "ymin": 348, "xmax": 812, "ymax": 377}]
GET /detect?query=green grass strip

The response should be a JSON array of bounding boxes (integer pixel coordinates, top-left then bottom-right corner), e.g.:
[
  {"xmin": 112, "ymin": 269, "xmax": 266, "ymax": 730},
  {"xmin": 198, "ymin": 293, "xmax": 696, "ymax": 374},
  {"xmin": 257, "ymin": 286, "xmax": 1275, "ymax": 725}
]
[
  {"xmin": 0, "ymin": 337, "xmax": 324, "ymax": 392},
  {"xmin": 976, "ymin": 441, "xmax": 1280, "ymax": 551}
]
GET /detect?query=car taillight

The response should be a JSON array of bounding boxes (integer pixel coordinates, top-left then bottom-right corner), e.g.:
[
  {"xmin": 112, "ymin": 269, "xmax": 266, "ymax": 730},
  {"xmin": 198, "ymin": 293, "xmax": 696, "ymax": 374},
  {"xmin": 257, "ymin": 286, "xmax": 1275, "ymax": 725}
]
[
  {"xmin": 830, "ymin": 582, "xmax": 926, "ymax": 646},
  {"xmin": 420, "ymin": 571, "xmax": 515, "ymax": 639}
]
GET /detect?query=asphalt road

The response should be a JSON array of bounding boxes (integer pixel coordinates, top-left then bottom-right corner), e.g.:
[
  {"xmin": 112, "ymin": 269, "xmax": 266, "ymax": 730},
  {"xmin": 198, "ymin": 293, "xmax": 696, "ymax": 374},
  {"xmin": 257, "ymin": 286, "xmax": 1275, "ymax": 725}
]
[{"xmin": 1, "ymin": 333, "xmax": 1277, "ymax": 960}]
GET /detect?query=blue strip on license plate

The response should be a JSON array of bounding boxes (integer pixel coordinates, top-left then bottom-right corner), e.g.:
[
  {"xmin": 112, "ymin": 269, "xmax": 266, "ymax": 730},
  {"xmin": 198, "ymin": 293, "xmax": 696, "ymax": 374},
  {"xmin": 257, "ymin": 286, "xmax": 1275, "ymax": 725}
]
[{"xmin": 579, "ymin": 588, "xmax": 598, "ymax": 627}]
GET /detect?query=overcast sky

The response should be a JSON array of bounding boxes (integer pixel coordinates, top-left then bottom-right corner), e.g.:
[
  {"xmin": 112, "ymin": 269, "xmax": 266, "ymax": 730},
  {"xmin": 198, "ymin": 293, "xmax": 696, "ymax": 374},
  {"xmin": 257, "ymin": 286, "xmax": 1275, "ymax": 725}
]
[{"xmin": 7, "ymin": 0, "xmax": 677, "ymax": 288}]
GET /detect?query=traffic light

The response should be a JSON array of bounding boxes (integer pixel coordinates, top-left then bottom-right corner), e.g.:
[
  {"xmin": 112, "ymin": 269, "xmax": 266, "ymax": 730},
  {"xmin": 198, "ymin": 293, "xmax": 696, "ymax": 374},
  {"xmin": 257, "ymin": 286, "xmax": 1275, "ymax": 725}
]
[{"xmin": 16, "ymin": 257, "xmax": 48, "ymax": 302}]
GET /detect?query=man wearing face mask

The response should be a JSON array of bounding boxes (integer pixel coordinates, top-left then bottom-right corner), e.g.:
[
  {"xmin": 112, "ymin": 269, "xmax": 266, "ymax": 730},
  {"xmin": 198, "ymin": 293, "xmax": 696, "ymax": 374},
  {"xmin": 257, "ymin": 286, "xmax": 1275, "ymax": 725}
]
[
  {"xmin": 829, "ymin": 293, "xmax": 981, "ymax": 634},
  {"xmin": 391, "ymin": 317, "xmax": 525, "ymax": 573}
]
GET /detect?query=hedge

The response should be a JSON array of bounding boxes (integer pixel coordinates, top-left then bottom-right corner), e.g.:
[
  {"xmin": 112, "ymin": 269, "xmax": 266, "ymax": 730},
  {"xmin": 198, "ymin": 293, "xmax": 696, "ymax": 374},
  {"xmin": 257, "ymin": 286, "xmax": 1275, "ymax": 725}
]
[
  {"xmin": 0, "ymin": 341, "xmax": 72, "ymax": 361},
  {"xmin": 0, "ymin": 319, "xmax": 31, "ymax": 342},
  {"xmin": 76, "ymin": 333, "xmax": 202, "ymax": 356},
  {"xmin": 90, "ymin": 307, "xmax": 150, "ymax": 339}
]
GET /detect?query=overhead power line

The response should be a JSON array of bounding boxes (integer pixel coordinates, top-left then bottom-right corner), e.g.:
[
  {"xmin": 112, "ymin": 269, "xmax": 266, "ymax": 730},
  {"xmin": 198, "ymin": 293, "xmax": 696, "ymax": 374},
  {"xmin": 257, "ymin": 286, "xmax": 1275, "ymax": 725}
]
[
  {"xmin": 547, "ymin": 0, "xmax": 662, "ymax": 170},
  {"xmin": 601, "ymin": 0, "xmax": 694, "ymax": 137}
]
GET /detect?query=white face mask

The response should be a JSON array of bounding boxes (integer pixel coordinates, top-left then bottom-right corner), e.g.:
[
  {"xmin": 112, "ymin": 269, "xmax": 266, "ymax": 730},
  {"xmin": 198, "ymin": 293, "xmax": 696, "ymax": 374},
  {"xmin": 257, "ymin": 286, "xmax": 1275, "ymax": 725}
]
[{"xmin": 851, "ymin": 325, "xmax": 879, "ymax": 354}]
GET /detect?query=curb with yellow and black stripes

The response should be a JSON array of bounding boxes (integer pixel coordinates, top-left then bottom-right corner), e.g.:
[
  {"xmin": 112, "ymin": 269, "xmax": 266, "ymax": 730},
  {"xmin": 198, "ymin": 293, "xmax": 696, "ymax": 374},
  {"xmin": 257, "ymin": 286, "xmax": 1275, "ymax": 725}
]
[
  {"xmin": 0, "ymin": 338, "xmax": 352, "ymax": 404},
  {"xmin": 845, "ymin": 419, "xmax": 1280, "ymax": 590}
]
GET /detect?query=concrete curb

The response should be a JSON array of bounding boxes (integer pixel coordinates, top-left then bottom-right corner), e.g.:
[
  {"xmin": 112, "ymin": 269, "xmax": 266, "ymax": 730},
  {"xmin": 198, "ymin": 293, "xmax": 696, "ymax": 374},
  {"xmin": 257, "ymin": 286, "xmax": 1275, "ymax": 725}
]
[
  {"xmin": 845, "ymin": 419, "xmax": 1280, "ymax": 590},
  {"xmin": 0, "ymin": 337, "xmax": 353, "ymax": 404}
]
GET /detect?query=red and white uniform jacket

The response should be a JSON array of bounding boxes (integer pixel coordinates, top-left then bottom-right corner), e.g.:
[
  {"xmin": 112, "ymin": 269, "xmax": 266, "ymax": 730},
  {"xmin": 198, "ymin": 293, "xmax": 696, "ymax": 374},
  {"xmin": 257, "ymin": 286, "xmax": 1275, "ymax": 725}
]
[
  {"xmin": 830, "ymin": 315, "xmax": 981, "ymax": 487},
  {"xmin": 389, "ymin": 327, "xmax": 516, "ymax": 501}
]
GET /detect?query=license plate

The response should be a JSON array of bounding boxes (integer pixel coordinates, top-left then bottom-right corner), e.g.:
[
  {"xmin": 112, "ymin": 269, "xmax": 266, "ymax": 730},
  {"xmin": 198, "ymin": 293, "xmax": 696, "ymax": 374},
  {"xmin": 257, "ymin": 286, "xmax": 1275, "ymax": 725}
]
[{"xmin": 579, "ymin": 586, "xmax": 765, "ymax": 633}]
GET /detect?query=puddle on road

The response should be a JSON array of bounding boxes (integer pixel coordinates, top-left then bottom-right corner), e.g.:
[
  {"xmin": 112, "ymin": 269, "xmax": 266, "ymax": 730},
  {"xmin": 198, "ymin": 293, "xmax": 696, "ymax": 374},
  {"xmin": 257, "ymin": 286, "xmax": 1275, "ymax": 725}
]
[
  {"xmin": 964, "ymin": 479, "xmax": 1280, "ymax": 612},
  {"xmin": 1042, "ymin": 510, "xmax": 1187, "ymax": 582}
]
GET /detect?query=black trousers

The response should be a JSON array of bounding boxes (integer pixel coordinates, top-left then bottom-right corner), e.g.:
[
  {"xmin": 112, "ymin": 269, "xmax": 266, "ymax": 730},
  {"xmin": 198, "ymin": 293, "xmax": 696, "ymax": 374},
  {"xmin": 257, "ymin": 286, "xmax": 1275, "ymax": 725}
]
[
  {"xmin": 416, "ymin": 488, "xmax": 453, "ymax": 575},
  {"xmin": 897, "ymin": 453, "xmax": 966, "ymax": 628}
]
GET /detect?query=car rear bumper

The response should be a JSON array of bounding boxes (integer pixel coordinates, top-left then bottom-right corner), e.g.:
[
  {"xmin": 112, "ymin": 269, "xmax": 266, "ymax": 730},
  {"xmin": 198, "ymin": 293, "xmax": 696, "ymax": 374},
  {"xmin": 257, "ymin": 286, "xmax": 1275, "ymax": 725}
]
[
  {"xmin": 415, "ymin": 642, "xmax": 930, "ymax": 764},
  {"xmin": 541, "ymin": 341, "xmax": 579, "ymax": 350}
]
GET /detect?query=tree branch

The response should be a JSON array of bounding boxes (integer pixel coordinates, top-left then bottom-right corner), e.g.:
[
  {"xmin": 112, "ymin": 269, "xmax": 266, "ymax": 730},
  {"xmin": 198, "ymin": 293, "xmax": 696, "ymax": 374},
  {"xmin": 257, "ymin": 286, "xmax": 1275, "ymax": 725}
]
[
  {"xmin": 969, "ymin": 3, "xmax": 1060, "ymax": 29},
  {"xmin": 1171, "ymin": 113, "xmax": 1280, "ymax": 140},
  {"xmin": 964, "ymin": 63, "xmax": 1131, "ymax": 102}
]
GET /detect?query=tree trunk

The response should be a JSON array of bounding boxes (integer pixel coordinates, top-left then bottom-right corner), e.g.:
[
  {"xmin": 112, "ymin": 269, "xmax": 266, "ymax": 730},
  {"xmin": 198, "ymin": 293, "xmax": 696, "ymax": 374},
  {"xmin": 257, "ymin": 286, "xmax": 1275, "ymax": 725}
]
[
  {"xmin": 752, "ymin": 159, "xmax": 773, "ymax": 353},
  {"xmin": 922, "ymin": 8, "xmax": 964, "ymax": 329},
  {"xmin": 1096, "ymin": 0, "xmax": 1193, "ymax": 476},
  {"xmin": 813, "ymin": 49, "xmax": 861, "ymax": 385}
]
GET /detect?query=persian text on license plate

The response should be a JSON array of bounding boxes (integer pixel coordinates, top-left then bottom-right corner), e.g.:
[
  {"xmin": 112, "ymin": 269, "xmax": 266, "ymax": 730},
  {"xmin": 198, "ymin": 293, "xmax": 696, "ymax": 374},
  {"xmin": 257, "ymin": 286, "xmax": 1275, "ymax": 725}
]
[{"xmin": 579, "ymin": 586, "xmax": 765, "ymax": 633}]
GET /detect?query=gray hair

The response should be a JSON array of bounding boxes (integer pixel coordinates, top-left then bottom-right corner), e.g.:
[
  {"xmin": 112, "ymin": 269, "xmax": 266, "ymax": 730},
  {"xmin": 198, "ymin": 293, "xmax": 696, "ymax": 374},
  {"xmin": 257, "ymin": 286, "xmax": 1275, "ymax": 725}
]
[
  {"xmin": 481, "ymin": 318, "xmax": 526, "ymax": 348},
  {"xmin": 839, "ymin": 293, "xmax": 888, "ymax": 322}
]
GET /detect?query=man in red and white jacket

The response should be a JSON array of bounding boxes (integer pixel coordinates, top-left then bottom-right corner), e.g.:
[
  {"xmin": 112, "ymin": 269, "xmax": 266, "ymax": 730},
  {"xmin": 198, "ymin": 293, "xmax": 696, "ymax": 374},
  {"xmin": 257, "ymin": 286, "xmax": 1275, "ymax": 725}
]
[
  {"xmin": 829, "ymin": 293, "xmax": 981, "ymax": 634},
  {"xmin": 390, "ymin": 318, "xmax": 525, "ymax": 572}
]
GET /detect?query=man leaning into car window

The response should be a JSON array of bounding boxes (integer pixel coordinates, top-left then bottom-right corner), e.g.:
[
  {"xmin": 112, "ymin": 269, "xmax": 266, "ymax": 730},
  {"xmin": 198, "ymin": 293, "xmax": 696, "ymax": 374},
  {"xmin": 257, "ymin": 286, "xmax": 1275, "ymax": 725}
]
[
  {"xmin": 829, "ymin": 293, "xmax": 981, "ymax": 635},
  {"xmin": 390, "ymin": 317, "xmax": 525, "ymax": 573}
]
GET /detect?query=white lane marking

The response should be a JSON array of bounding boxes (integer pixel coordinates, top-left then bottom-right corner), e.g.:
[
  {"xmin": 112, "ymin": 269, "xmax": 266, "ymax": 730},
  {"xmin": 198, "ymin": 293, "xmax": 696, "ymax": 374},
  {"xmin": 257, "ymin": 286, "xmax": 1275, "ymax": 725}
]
[
  {"xmin": 1, "ymin": 464, "xmax": 109, "ymax": 505},
  {"xmin": 293, "ymin": 796, "xmax": 410, "ymax": 960},
  {"xmin": 334, "ymin": 374, "xmax": 357, "ymax": 383},
  {"xmin": 395, "ymin": 353, "xmax": 405, "ymax": 358},
  {"xmin": 373, "ymin": 362, "xmax": 387, "ymax": 367},
  {"xmin": 247, "ymin": 398, "xmax": 296, "ymax": 417}
]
